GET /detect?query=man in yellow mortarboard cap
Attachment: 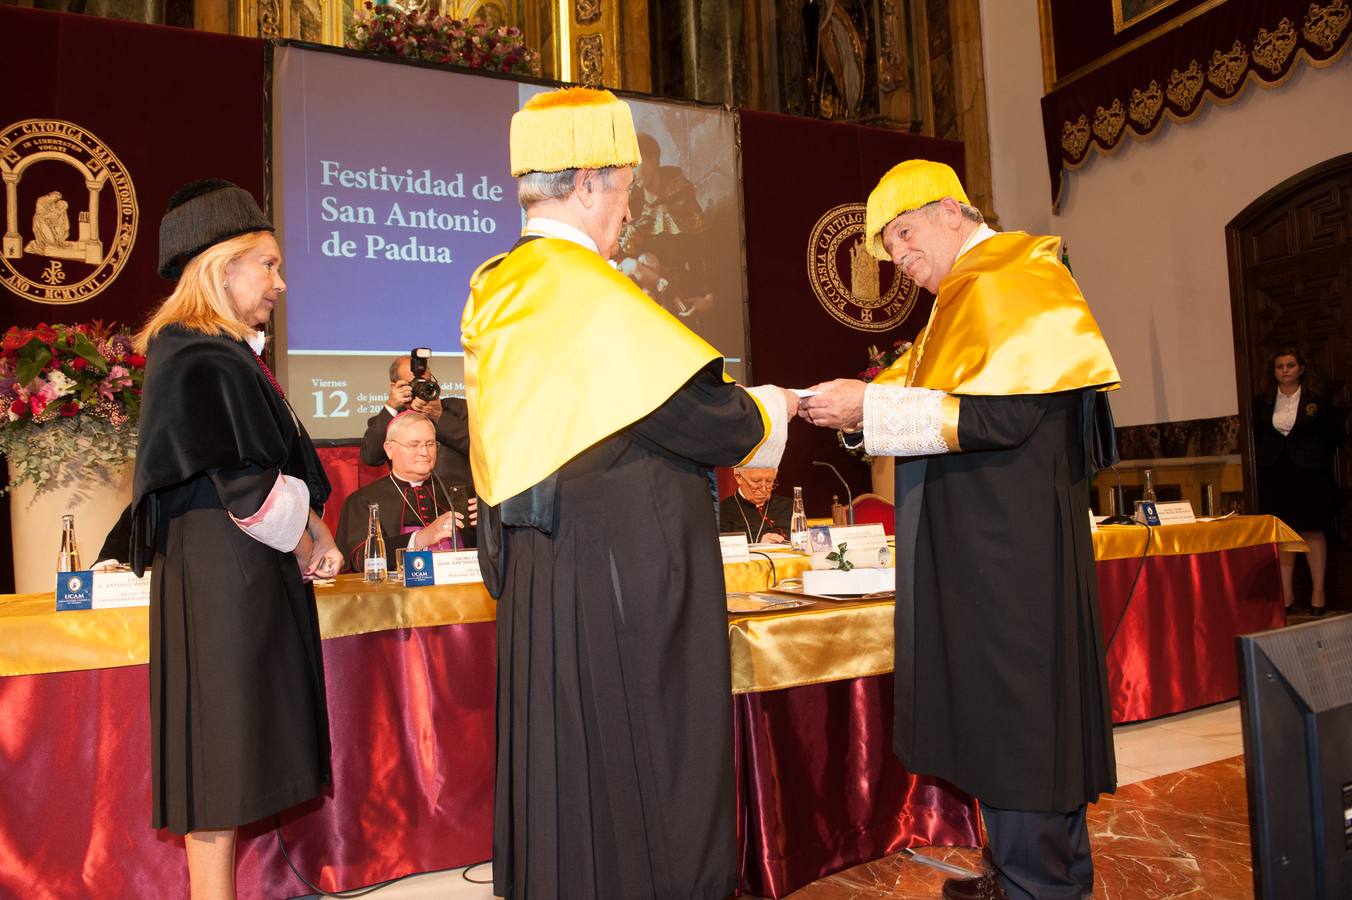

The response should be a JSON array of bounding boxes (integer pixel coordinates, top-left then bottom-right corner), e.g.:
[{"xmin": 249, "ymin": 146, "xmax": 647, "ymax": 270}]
[
  {"xmin": 462, "ymin": 87, "xmax": 797, "ymax": 900},
  {"xmin": 800, "ymin": 160, "xmax": 1121, "ymax": 900}
]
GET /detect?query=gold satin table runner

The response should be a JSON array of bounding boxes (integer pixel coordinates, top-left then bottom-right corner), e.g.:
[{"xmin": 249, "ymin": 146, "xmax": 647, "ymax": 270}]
[
  {"xmin": 724, "ymin": 515, "xmax": 1304, "ymax": 694},
  {"xmin": 0, "ymin": 516, "xmax": 1303, "ymax": 681}
]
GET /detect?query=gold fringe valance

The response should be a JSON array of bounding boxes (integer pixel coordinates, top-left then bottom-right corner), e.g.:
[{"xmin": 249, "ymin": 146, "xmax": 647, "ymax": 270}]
[{"xmin": 1044, "ymin": 0, "xmax": 1350, "ymax": 207}]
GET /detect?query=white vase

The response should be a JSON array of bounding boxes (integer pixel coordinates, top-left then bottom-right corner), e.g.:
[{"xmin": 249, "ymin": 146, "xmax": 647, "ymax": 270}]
[
  {"xmin": 869, "ymin": 455, "xmax": 894, "ymax": 500},
  {"xmin": 8, "ymin": 457, "xmax": 134, "ymax": 594}
]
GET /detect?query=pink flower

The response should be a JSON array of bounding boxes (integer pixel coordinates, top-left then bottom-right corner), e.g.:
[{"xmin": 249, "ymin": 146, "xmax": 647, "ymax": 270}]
[{"xmin": 98, "ymin": 365, "xmax": 133, "ymax": 400}]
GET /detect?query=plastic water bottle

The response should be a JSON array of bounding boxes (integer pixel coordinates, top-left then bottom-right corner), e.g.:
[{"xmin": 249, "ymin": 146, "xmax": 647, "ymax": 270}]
[
  {"xmin": 363, "ymin": 503, "xmax": 387, "ymax": 582},
  {"xmin": 790, "ymin": 487, "xmax": 808, "ymax": 552},
  {"xmin": 57, "ymin": 513, "xmax": 81, "ymax": 572}
]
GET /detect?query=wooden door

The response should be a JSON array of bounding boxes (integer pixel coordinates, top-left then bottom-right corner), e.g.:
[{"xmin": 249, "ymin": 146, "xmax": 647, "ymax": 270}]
[{"xmin": 1228, "ymin": 152, "xmax": 1352, "ymax": 610}]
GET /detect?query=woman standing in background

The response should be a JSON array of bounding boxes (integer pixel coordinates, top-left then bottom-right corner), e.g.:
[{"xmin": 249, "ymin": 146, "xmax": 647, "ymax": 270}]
[{"xmin": 1254, "ymin": 347, "xmax": 1343, "ymax": 615}]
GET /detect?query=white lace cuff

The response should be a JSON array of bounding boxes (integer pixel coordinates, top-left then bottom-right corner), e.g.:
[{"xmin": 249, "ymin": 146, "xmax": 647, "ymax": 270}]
[
  {"xmin": 863, "ymin": 385, "xmax": 962, "ymax": 457},
  {"xmin": 738, "ymin": 385, "xmax": 788, "ymax": 469},
  {"xmin": 230, "ymin": 473, "xmax": 311, "ymax": 552}
]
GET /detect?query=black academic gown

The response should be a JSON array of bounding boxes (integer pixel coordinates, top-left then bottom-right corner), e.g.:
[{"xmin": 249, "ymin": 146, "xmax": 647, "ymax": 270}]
[
  {"xmin": 360, "ymin": 398, "xmax": 474, "ymax": 490},
  {"xmin": 717, "ymin": 491, "xmax": 792, "ymax": 541},
  {"xmin": 334, "ymin": 473, "xmax": 473, "ymax": 571},
  {"xmin": 485, "ymin": 364, "xmax": 765, "ymax": 900},
  {"xmin": 891, "ymin": 391, "xmax": 1116, "ymax": 814},
  {"xmin": 132, "ymin": 325, "xmax": 331, "ymax": 834}
]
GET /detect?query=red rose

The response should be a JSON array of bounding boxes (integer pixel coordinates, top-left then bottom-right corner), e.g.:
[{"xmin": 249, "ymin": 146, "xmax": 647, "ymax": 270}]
[
  {"xmin": 60, "ymin": 401, "xmax": 80, "ymax": 417},
  {"xmin": 9, "ymin": 399, "xmax": 24, "ymax": 417},
  {"xmin": 71, "ymin": 357, "xmax": 88, "ymax": 370},
  {"xmin": 127, "ymin": 354, "xmax": 146, "ymax": 367}
]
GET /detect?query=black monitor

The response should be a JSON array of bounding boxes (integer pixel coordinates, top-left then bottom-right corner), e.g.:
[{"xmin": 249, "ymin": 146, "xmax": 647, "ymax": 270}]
[{"xmin": 1238, "ymin": 615, "xmax": 1352, "ymax": 899}]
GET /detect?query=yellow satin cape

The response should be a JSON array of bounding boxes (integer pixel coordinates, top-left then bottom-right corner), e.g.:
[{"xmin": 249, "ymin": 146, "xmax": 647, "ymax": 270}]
[
  {"xmin": 874, "ymin": 232, "xmax": 1120, "ymax": 394},
  {"xmin": 463, "ymin": 237, "xmax": 762, "ymax": 506}
]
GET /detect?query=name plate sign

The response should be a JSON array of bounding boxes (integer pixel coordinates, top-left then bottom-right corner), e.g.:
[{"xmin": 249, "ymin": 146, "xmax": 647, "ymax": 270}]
[
  {"xmin": 402, "ymin": 550, "xmax": 483, "ymax": 586},
  {"xmin": 55, "ymin": 569, "xmax": 152, "ymax": 611},
  {"xmin": 1152, "ymin": 501, "xmax": 1197, "ymax": 525},
  {"xmin": 719, "ymin": 533, "xmax": 752, "ymax": 563},
  {"xmin": 808, "ymin": 523, "xmax": 890, "ymax": 568}
]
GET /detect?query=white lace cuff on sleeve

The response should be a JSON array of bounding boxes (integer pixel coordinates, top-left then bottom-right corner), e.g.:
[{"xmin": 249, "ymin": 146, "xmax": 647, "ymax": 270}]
[{"xmin": 862, "ymin": 385, "xmax": 962, "ymax": 457}]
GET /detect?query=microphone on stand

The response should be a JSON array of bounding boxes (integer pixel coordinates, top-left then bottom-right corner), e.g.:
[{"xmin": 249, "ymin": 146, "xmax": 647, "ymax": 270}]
[{"xmin": 812, "ymin": 460, "xmax": 854, "ymax": 525}]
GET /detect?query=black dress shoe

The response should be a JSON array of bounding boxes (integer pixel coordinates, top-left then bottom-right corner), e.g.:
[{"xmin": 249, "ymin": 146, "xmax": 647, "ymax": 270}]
[
  {"xmin": 943, "ymin": 849, "xmax": 1008, "ymax": 900},
  {"xmin": 1311, "ymin": 605, "xmax": 1328, "ymax": 617},
  {"xmin": 942, "ymin": 871, "xmax": 1009, "ymax": 900}
]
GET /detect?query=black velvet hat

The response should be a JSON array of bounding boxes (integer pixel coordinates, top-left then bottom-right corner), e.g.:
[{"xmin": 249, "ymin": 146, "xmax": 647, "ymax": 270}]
[{"xmin": 157, "ymin": 178, "xmax": 274, "ymax": 279}]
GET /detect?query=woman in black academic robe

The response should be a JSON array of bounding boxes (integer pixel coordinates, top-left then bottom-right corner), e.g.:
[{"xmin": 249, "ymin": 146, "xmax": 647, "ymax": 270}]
[{"xmin": 132, "ymin": 180, "xmax": 342, "ymax": 898}]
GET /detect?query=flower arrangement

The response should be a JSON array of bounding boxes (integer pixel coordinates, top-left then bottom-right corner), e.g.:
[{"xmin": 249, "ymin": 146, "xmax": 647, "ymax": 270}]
[
  {"xmin": 858, "ymin": 339, "xmax": 913, "ymax": 382},
  {"xmin": 345, "ymin": 1, "xmax": 541, "ymax": 76},
  {"xmin": 0, "ymin": 322, "xmax": 145, "ymax": 494}
]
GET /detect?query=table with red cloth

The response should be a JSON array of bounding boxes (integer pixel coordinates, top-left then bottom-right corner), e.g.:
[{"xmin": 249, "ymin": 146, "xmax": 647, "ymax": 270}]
[
  {"xmin": 0, "ymin": 579, "xmax": 498, "ymax": 899},
  {"xmin": 722, "ymin": 514, "xmax": 1302, "ymax": 895},
  {"xmin": 0, "ymin": 565, "xmax": 974, "ymax": 899},
  {"xmin": 0, "ymin": 515, "xmax": 1299, "ymax": 898}
]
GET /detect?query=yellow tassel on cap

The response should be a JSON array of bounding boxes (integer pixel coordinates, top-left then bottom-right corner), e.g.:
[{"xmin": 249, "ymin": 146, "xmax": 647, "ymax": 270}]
[
  {"xmin": 509, "ymin": 87, "xmax": 642, "ymax": 176},
  {"xmin": 863, "ymin": 160, "xmax": 971, "ymax": 260}
]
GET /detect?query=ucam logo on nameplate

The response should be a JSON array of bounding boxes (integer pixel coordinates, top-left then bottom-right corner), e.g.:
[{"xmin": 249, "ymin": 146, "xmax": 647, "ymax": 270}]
[
  {"xmin": 55, "ymin": 571, "xmax": 93, "ymax": 611},
  {"xmin": 402, "ymin": 550, "xmax": 483, "ymax": 586},
  {"xmin": 55, "ymin": 569, "xmax": 152, "ymax": 611}
]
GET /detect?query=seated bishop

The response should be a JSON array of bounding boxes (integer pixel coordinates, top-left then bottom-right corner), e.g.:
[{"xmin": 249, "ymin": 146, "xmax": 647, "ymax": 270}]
[
  {"xmin": 335, "ymin": 411, "xmax": 475, "ymax": 572},
  {"xmin": 718, "ymin": 466, "xmax": 792, "ymax": 543}
]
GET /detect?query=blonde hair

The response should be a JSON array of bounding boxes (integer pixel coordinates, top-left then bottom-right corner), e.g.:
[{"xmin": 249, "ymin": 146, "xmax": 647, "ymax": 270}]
[{"xmin": 135, "ymin": 231, "xmax": 271, "ymax": 352}]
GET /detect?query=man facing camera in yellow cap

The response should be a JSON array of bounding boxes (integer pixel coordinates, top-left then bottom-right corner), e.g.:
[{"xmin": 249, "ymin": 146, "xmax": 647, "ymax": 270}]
[
  {"xmin": 800, "ymin": 160, "xmax": 1121, "ymax": 900},
  {"xmin": 462, "ymin": 87, "xmax": 796, "ymax": 900}
]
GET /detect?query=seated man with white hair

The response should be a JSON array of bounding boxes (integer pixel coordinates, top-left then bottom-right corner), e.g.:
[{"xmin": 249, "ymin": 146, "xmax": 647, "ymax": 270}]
[
  {"xmin": 718, "ymin": 466, "xmax": 792, "ymax": 543},
  {"xmin": 335, "ymin": 411, "xmax": 473, "ymax": 572}
]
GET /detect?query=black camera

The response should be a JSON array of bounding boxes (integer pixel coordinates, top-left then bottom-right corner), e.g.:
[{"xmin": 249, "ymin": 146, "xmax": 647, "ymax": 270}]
[{"xmin": 409, "ymin": 347, "xmax": 441, "ymax": 402}]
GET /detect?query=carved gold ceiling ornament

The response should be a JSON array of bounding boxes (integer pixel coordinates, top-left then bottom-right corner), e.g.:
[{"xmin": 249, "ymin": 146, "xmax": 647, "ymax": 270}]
[
  {"xmin": 1207, "ymin": 40, "xmax": 1249, "ymax": 95},
  {"xmin": 876, "ymin": 0, "xmax": 905, "ymax": 93},
  {"xmin": 1092, "ymin": 99, "xmax": 1126, "ymax": 144},
  {"xmin": 1252, "ymin": 18, "xmax": 1298, "ymax": 73},
  {"xmin": 258, "ymin": 0, "xmax": 282, "ymax": 39},
  {"xmin": 577, "ymin": 32, "xmax": 603, "ymax": 86},
  {"xmin": 1303, "ymin": 0, "xmax": 1351, "ymax": 51},
  {"xmin": 1129, "ymin": 80, "xmax": 1164, "ymax": 127},
  {"xmin": 1166, "ymin": 60, "xmax": 1203, "ymax": 110},
  {"xmin": 574, "ymin": 0, "xmax": 600, "ymax": 26},
  {"xmin": 1061, "ymin": 115, "xmax": 1090, "ymax": 158}
]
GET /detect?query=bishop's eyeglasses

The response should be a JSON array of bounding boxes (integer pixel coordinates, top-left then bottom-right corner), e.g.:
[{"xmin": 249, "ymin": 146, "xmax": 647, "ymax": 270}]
[{"xmin": 390, "ymin": 439, "xmax": 437, "ymax": 453}]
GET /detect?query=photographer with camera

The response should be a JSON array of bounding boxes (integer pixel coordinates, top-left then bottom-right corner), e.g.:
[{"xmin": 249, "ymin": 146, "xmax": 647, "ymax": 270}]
[{"xmin": 360, "ymin": 348, "xmax": 474, "ymax": 490}]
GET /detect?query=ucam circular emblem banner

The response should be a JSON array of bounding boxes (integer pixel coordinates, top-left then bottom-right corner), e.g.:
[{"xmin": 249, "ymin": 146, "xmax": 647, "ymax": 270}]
[
  {"xmin": 0, "ymin": 119, "xmax": 138, "ymax": 305},
  {"xmin": 806, "ymin": 202, "xmax": 918, "ymax": 333}
]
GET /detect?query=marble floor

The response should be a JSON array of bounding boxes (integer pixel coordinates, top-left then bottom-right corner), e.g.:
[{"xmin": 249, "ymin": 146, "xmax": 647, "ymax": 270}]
[{"xmin": 300, "ymin": 702, "xmax": 1256, "ymax": 899}]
